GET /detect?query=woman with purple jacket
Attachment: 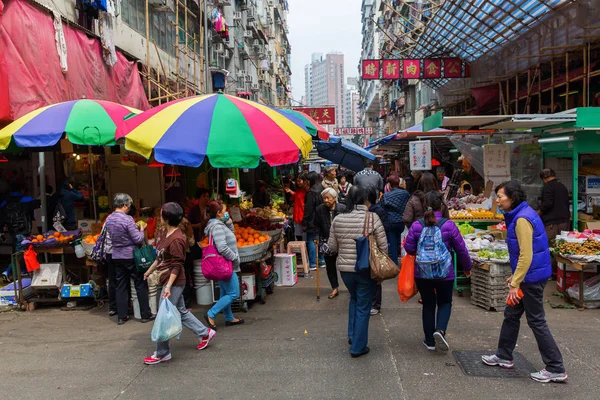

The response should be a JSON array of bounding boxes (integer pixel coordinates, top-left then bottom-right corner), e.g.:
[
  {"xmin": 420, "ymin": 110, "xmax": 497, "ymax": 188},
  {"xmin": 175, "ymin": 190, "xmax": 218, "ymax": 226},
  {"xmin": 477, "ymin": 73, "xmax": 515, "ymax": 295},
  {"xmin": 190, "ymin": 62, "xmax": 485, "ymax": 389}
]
[{"xmin": 404, "ymin": 191, "xmax": 472, "ymax": 352}]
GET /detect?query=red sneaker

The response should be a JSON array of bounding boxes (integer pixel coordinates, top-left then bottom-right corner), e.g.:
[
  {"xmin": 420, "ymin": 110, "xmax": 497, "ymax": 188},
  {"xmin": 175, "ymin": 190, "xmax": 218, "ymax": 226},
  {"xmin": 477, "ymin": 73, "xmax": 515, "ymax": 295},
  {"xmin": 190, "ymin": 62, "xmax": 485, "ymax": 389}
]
[
  {"xmin": 196, "ymin": 328, "xmax": 216, "ymax": 351},
  {"xmin": 144, "ymin": 352, "xmax": 172, "ymax": 365}
]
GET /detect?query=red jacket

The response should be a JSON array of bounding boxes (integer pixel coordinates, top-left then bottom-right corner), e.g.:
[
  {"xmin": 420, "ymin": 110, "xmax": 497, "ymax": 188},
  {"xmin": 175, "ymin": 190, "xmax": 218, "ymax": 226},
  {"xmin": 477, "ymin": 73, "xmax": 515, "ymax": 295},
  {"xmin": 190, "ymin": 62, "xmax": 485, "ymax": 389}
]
[{"xmin": 292, "ymin": 189, "xmax": 307, "ymax": 224}]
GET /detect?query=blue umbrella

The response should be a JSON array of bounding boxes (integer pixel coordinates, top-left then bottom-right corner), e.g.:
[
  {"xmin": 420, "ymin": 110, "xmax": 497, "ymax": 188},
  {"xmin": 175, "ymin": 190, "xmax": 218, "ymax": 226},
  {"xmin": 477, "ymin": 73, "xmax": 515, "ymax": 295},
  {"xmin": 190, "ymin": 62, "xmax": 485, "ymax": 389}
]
[{"xmin": 315, "ymin": 137, "xmax": 376, "ymax": 172}]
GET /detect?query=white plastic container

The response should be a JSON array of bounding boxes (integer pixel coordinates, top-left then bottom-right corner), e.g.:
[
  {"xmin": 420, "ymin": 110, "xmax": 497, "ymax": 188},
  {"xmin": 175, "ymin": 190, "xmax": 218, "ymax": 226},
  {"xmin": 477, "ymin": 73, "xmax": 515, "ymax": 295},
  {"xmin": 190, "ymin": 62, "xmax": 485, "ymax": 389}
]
[
  {"xmin": 32, "ymin": 263, "xmax": 62, "ymax": 289},
  {"xmin": 196, "ymin": 283, "xmax": 213, "ymax": 305}
]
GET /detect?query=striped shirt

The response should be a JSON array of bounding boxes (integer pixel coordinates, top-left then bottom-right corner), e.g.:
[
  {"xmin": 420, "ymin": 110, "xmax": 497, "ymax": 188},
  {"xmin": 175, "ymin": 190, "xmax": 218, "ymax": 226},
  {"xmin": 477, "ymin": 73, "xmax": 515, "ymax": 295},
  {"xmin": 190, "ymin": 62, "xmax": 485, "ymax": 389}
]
[{"xmin": 104, "ymin": 211, "xmax": 144, "ymax": 260}]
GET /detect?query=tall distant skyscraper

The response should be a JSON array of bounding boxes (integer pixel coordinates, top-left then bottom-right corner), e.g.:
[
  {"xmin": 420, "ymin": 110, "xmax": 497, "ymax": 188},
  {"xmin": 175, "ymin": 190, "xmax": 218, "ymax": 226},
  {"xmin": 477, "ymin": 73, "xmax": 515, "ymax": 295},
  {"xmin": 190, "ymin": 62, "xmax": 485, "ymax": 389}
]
[
  {"xmin": 304, "ymin": 52, "xmax": 345, "ymax": 127},
  {"xmin": 345, "ymin": 77, "xmax": 360, "ymax": 127}
]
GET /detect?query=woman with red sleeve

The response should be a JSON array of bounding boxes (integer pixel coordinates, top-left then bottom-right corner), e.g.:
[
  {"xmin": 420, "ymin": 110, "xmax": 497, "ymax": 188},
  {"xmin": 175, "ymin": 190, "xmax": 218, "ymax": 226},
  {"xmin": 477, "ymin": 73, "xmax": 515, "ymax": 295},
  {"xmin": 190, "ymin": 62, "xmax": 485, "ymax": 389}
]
[{"xmin": 285, "ymin": 172, "xmax": 308, "ymax": 240}]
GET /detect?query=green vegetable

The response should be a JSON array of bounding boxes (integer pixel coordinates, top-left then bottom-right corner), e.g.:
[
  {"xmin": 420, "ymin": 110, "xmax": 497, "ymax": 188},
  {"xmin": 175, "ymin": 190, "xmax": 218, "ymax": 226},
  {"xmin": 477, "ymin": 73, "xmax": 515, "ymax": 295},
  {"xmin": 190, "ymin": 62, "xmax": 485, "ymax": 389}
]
[
  {"xmin": 458, "ymin": 222, "xmax": 475, "ymax": 236},
  {"xmin": 477, "ymin": 249, "xmax": 509, "ymax": 259}
]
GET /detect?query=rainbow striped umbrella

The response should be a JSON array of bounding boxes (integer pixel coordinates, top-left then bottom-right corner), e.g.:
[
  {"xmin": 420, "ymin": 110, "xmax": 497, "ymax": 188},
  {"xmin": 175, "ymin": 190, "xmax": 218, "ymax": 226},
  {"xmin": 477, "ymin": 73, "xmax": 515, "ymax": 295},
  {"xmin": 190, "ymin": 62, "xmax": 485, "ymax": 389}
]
[
  {"xmin": 119, "ymin": 94, "xmax": 313, "ymax": 168},
  {"xmin": 278, "ymin": 109, "xmax": 330, "ymax": 140},
  {"xmin": 0, "ymin": 99, "xmax": 141, "ymax": 150}
]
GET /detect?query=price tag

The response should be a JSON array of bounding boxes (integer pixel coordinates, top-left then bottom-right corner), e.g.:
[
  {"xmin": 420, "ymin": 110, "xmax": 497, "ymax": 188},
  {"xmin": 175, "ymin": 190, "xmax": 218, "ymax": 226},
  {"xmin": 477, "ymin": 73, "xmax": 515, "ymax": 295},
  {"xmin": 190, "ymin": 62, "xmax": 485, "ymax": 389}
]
[
  {"xmin": 230, "ymin": 207, "xmax": 243, "ymax": 222},
  {"xmin": 70, "ymin": 286, "xmax": 80, "ymax": 297}
]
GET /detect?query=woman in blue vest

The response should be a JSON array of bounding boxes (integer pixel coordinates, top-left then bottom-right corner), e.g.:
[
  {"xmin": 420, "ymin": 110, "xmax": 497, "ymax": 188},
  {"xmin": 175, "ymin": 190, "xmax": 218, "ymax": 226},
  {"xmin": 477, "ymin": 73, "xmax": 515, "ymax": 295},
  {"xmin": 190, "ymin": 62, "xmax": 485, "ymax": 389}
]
[{"xmin": 482, "ymin": 181, "xmax": 567, "ymax": 383}]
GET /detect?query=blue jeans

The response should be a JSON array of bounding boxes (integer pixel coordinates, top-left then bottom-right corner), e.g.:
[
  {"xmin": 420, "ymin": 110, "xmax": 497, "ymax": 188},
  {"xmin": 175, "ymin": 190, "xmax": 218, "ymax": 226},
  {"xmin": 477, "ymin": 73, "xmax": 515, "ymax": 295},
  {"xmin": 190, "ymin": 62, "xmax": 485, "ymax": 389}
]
[
  {"xmin": 415, "ymin": 278, "xmax": 454, "ymax": 346},
  {"xmin": 306, "ymin": 232, "xmax": 324, "ymax": 268},
  {"xmin": 156, "ymin": 285, "xmax": 209, "ymax": 357},
  {"xmin": 341, "ymin": 270, "xmax": 377, "ymax": 354},
  {"xmin": 208, "ymin": 272, "xmax": 239, "ymax": 322},
  {"xmin": 386, "ymin": 225, "xmax": 404, "ymax": 266}
]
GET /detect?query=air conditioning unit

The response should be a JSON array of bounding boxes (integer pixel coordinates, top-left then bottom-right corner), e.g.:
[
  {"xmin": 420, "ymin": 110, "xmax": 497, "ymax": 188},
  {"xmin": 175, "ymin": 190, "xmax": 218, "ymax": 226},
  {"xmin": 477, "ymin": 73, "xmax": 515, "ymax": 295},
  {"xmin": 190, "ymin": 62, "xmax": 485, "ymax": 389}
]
[
  {"xmin": 233, "ymin": 11, "xmax": 242, "ymax": 20},
  {"xmin": 266, "ymin": 16, "xmax": 273, "ymax": 24},
  {"xmin": 244, "ymin": 30, "xmax": 253, "ymax": 38},
  {"xmin": 215, "ymin": 43, "xmax": 225, "ymax": 54},
  {"xmin": 253, "ymin": 39, "xmax": 261, "ymax": 48},
  {"xmin": 237, "ymin": 70, "xmax": 247, "ymax": 77},
  {"xmin": 267, "ymin": 0, "xmax": 273, "ymax": 7},
  {"xmin": 251, "ymin": 83, "xmax": 260, "ymax": 91},
  {"xmin": 246, "ymin": 8, "xmax": 255, "ymax": 21},
  {"xmin": 245, "ymin": 75, "xmax": 252, "ymax": 83}
]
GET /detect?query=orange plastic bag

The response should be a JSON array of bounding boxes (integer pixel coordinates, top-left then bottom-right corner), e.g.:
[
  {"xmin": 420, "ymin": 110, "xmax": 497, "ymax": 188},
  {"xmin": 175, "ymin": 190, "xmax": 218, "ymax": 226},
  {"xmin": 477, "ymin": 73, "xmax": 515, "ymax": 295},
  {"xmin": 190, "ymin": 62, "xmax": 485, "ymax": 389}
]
[
  {"xmin": 398, "ymin": 254, "xmax": 418, "ymax": 302},
  {"xmin": 24, "ymin": 245, "xmax": 40, "ymax": 272}
]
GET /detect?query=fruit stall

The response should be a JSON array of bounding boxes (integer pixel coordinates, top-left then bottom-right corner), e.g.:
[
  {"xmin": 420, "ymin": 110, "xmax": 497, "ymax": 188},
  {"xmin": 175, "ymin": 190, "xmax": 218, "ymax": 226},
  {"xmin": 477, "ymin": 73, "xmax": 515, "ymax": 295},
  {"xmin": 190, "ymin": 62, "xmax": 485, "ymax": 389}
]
[{"xmin": 553, "ymin": 231, "xmax": 600, "ymax": 309}]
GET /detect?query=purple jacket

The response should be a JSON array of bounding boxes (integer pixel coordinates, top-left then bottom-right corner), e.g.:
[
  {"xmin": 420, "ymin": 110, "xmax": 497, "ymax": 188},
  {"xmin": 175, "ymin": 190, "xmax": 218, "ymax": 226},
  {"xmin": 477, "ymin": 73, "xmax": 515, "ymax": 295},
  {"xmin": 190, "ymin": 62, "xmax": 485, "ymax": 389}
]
[
  {"xmin": 104, "ymin": 211, "xmax": 144, "ymax": 260},
  {"xmin": 404, "ymin": 211, "xmax": 472, "ymax": 281}
]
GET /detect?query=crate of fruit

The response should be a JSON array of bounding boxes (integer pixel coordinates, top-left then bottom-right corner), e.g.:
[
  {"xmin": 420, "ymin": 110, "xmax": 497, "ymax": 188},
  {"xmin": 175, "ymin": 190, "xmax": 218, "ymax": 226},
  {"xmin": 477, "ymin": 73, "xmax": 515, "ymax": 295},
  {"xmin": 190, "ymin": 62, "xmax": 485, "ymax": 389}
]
[{"xmin": 21, "ymin": 229, "xmax": 81, "ymax": 249}]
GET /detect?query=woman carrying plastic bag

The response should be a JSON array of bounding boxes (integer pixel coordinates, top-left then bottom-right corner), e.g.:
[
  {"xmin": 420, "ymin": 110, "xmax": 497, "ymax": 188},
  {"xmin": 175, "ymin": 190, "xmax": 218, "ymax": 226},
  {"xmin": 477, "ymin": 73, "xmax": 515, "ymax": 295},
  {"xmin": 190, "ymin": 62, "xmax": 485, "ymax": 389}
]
[
  {"xmin": 143, "ymin": 203, "xmax": 217, "ymax": 365},
  {"xmin": 151, "ymin": 298, "xmax": 182, "ymax": 342}
]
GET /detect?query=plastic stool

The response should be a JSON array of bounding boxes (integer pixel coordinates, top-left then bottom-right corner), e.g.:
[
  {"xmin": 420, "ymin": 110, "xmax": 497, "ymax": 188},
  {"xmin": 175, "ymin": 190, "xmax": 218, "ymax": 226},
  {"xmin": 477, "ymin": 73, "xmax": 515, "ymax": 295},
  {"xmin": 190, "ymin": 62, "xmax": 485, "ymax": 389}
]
[{"xmin": 287, "ymin": 241, "xmax": 310, "ymax": 277}]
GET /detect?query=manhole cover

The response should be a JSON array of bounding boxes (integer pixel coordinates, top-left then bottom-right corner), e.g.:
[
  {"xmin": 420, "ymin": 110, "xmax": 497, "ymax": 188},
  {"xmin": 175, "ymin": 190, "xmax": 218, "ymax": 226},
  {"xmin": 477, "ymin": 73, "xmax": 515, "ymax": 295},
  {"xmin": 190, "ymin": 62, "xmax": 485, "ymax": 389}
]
[{"xmin": 453, "ymin": 351, "xmax": 536, "ymax": 378}]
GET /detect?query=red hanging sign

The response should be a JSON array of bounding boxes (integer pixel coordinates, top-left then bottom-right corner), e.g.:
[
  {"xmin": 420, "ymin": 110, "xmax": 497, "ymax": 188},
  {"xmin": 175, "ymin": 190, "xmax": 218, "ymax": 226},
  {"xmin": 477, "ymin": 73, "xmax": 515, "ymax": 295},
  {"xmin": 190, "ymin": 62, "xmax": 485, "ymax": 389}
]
[
  {"xmin": 361, "ymin": 59, "xmax": 380, "ymax": 80},
  {"xmin": 423, "ymin": 59, "xmax": 441, "ymax": 79},
  {"xmin": 444, "ymin": 58, "xmax": 462, "ymax": 78},
  {"xmin": 382, "ymin": 59, "xmax": 400, "ymax": 79},
  {"xmin": 292, "ymin": 107, "xmax": 336, "ymax": 125},
  {"xmin": 403, "ymin": 60, "xmax": 421, "ymax": 79}
]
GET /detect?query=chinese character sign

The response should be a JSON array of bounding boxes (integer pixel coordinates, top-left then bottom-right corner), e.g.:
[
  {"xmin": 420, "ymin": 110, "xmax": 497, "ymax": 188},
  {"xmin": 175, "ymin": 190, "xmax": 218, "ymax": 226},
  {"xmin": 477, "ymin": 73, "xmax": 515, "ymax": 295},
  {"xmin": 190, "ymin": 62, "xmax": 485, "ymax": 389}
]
[
  {"xmin": 292, "ymin": 107, "xmax": 336, "ymax": 125},
  {"xmin": 331, "ymin": 127, "xmax": 372, "ymax": 136},
  {"xmin": 382, "ymin": 59, "xmax": 400, "ymax": 79},
  {"xmin": 403, "ymin": 60, "xmax": 421, "ymax": 79},
  {"xmin": 409, "ymin": 140, "xmax": 431, "ymax": 171},
  {"xmin": 444, "ymin": 58, "xmax": 462, "ymax": 78},
  {"xmin": 423, "ymin": 59, "xmax": 441, "ymax": 79},
  {"xmin": 483, "ymin": 144, "xmax": 510, "ymax": 179},
  {"xmin": 362, "ymin": 59, "xmax": 380, "ymax": 80}
]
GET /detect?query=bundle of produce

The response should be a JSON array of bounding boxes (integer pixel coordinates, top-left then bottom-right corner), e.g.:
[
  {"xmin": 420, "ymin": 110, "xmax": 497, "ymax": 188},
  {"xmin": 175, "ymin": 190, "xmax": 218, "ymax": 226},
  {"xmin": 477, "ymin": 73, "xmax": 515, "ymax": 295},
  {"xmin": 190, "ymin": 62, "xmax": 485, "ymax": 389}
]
[
  {"xmin": 450, "ymin": 208, "xmax": 501, "ymax": 220},
  {"xmin": 249, "ymin": 207, "xmax": 286, "ymax": 220},
  {"xmin": 447, "ymin": 193, "xmax": 489, "ymax": 210},
  {"xmin": 477, "ymin": 248, "xmax": 510, "ymax": 262},
  {"xmin": 465, "ymin": 237, "xmax": 492, "ymax": 251},
  {"xmin": 457, "ymin": 222, "xmax": 475, "ymax": 236},
  {"xmin": 200, "ymin": 226, "xmax": 270, "ymax": 249},
  {"xmin": 21, "ymin": 229, "xmax": 81, "ymax": 248},
  {"xmin": 237, "ymin": 216, "xmax": 282, "ymax": 231},
  {"xmin": 556, "ymin": 239, "xmax": 600, "ymax": 256},
  {"xmin": 239, "ymin": 199, "xmax": 254, "ymax": 211}
]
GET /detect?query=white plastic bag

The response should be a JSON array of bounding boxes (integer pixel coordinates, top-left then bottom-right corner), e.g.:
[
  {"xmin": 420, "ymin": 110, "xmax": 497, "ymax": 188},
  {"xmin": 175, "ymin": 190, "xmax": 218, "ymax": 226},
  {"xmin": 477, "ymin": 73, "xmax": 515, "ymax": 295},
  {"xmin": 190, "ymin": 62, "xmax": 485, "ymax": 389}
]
[
  {"xmin": 567, "ymin": 275, "xmax": 600, "ymax": 309},
  {"xmin": 151, "ymin": 298, "xmax": 182, "ymax": 342}
]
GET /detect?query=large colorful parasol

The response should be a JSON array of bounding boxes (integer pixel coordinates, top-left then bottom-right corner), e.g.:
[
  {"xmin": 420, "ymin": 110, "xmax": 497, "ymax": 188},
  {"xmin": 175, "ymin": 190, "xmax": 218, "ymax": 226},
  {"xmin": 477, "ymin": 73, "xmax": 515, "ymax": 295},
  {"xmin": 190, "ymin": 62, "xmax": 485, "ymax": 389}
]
[
  {"xmin": 278, "ymin": 109, "xmax": 330, "ymax": 140},
  {"xmin": 119, "ymin": 94, "xmax": 314, "ymax": 168},
  {"xmin": 0, "ymin": 99, "xmax": 141, "ymax": 149}
]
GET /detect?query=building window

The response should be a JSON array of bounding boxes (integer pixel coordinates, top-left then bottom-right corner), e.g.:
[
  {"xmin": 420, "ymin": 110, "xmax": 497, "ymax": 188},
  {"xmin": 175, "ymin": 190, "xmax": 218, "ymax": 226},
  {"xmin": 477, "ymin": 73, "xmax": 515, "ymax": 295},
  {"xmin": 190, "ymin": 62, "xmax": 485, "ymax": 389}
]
[
  {"xmin": 151, "ymin": 12, "xmax": 176, "ymax": 56},
  {"xmin": 122, "ymin": 0, "xmax": 146, "ymax": 34}
]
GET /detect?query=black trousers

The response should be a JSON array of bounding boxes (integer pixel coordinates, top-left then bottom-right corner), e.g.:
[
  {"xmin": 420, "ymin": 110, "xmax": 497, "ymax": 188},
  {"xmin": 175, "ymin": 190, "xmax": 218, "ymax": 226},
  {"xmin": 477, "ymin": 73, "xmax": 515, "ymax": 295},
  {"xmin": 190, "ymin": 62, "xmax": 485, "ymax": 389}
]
[
  {"xmin": 114, "ymin": 258, "xmax": 151, "ymax": 320},
  {"xmin": 324, "ymin": 255, "xmax": 339, "ymax": 290},
  {"xmin": 496, "ymin": 280, "xmax": 565, "ymax": 373},
  {"xmin": 105, "ymin": 254, "xmax": 118, "ymax": 312},
  {"xmin": 372, "ymin": 284, "xmax": 382, "ymax": 310},
  {"xmin": 183, "ymin": 251, "xmax": 195, "ymax": 308}
]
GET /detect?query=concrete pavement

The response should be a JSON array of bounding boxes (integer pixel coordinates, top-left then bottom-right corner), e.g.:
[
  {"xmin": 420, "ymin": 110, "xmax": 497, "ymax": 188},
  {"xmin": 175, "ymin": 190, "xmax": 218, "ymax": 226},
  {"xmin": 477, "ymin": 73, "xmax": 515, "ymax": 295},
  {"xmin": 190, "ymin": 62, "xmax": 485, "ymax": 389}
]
[{"xmin": 0, "ymin": 274, "xmax": 599, "ymax": 400}]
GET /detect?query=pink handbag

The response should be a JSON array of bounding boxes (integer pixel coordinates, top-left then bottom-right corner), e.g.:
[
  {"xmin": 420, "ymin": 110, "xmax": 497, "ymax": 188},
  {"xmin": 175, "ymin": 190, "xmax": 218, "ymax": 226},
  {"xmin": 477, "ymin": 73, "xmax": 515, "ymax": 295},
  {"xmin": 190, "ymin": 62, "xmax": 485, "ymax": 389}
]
[{"xmin": 201, "ymin": 234, "xmax": 233, "ymax": 281}]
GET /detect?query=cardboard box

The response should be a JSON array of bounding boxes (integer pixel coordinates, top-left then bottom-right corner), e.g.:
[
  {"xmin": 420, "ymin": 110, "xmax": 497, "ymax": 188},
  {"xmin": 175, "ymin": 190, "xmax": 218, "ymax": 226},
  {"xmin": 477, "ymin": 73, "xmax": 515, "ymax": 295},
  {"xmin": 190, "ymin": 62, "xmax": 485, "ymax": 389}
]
[
  {"xmin": 240, "ymin": 273, "xmax": 256, "ymax": 301},
  {"xmin": 583, "ymin": 194, "xmax": 600, "ymax": 214},
  {"xmin": 274, "ymin": 254, "xmax": 298, "ymax": 286},
  {"xmin": 60, "ymin": 283, "xmax": 94, "ymax": 298},
  {"xmin": 77, "ymin": 219, "xmax": 98, "ymax": 235},
  {"xmin": 579, "ymin": 176, "xmax": 600, "ymax": 194},
  {"xmin": 556, "ymin": 263, "xmax": 596, "ymax": 292},
  {"xmin": 578, "ymin": 212, "xmax": 594, "ymax": 222}
]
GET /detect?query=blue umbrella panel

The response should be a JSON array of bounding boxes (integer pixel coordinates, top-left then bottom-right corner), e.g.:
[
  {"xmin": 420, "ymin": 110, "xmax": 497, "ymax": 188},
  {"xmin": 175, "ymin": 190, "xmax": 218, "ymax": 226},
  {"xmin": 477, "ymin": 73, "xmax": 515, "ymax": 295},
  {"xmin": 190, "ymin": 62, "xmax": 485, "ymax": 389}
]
[{"xmin": 315, "ymin": 137, "xmax": 376, "ymax": 172}]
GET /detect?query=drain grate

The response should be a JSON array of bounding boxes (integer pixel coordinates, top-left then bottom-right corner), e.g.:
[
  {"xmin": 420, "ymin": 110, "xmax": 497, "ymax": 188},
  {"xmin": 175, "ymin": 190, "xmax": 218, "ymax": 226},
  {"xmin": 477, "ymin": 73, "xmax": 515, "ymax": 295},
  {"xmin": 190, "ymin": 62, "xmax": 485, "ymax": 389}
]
[{"xmin": 453, "ymin": 351, "xmax": 536, "ymax": 378}]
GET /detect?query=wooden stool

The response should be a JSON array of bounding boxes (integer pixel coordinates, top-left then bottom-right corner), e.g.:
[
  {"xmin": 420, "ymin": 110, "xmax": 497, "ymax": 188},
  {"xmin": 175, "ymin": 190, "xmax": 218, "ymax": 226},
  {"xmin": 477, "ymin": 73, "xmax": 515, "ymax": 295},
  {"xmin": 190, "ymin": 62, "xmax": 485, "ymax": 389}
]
[{"xmin": 287, "ymin": 241, "xmax": 310, "ymax": 277}]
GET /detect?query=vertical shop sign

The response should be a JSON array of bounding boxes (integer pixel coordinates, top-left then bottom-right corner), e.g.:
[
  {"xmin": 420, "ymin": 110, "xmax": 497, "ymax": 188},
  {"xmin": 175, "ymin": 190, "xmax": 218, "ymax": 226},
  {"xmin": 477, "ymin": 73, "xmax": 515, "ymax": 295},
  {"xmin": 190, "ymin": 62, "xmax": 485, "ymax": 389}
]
[
  {"xmin": 423, "ymin": 59, "xmax": 441, "ymax": 79},
  {"xmin": 444, "ymin": 58, "xmax": 462, "ymax": 78},
  {"xmin": 483, "ymin": 144, "xmax": 511, "ymax": 180},
  {"xmin": 409, "ymin": 140, "xmax": 431, "ymax": 171},
  {"xmin": 361, "ymin": 59, "xmax": 380, "ymax": 80},
  {"xmin": 382, "ymin": 59, "xmax": 400, "ymax": 79},
  {"xmin": 403, "ymin": 60, "xmax": 421, "ymax": 79}
]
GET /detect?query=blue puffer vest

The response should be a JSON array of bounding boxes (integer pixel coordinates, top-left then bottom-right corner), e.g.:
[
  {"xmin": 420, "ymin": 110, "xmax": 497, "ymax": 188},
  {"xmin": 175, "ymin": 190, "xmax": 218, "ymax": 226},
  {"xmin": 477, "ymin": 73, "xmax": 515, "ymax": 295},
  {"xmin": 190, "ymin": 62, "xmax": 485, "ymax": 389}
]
[{"xmin": 505, "ymin": 201, "xmax": 552, "ymax": 284}]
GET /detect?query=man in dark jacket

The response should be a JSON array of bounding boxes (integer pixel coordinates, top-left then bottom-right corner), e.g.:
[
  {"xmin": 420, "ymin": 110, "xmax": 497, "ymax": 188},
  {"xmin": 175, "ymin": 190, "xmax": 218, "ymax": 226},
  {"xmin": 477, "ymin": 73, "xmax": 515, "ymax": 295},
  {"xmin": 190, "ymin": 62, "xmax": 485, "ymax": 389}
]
[
  {"xmin": 302, "ymin": 172, "xmax": 325, "ymax": 271},
  {"xmin": 380, "ymin": 175, "xmax": 410, "ymax": 265},
  {"xmin": 538, "ymin": 169, "xmax": 570, "ymax": 244}
]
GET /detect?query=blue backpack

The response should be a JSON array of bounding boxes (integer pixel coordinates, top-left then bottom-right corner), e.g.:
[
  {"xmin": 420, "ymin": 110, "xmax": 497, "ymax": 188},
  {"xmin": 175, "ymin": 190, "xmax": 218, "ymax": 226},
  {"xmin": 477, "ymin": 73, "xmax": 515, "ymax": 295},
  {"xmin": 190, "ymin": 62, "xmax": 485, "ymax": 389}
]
[{"xmin": 415, "ymin": 218, "xmax": 452, "ymax": 279}]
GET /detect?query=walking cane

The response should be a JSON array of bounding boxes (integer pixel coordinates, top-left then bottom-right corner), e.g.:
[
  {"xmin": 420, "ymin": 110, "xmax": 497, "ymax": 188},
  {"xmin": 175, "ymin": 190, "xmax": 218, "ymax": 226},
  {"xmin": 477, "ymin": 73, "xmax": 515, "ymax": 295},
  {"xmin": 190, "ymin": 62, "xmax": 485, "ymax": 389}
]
[{"xmin": 315, "ymin": 239, "xmax": 320, "ymax": 301}]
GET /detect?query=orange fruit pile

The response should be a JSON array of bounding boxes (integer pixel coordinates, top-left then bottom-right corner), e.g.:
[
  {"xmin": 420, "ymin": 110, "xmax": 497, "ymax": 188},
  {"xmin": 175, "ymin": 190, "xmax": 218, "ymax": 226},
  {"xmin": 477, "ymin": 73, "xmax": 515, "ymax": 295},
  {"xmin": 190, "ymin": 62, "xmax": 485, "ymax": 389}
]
[
  {"xmin": 234, "ymin": 225, "xmax": 269, "ymax": 248},
  {"xmin": 31, "ymin": 232, "xmax": 74, "ymax": 243},
  {"xmin": 83, "ymin": 234, "xmax": 101, "ymax": 244}
]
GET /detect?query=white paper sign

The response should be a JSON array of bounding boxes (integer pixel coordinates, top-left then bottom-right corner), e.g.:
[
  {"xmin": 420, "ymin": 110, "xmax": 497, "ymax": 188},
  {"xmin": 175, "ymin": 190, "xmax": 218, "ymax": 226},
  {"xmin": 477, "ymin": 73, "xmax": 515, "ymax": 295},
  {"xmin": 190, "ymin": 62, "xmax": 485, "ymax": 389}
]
[
  {"xmin": 409, "ymin": 140, "xmax": 432, "ymax": 171},
  {"xmin": 483, "ymin": 144, "xmax": 511, "ymax": 179}
]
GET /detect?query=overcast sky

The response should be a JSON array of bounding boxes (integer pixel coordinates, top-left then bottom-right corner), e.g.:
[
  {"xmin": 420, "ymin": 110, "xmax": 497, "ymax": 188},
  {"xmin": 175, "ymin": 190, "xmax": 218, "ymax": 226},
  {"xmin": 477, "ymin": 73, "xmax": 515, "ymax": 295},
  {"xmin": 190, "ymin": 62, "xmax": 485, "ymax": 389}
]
[{"xmin": 287, "ymin": 0, "xmax": 363, "ymax": 104}]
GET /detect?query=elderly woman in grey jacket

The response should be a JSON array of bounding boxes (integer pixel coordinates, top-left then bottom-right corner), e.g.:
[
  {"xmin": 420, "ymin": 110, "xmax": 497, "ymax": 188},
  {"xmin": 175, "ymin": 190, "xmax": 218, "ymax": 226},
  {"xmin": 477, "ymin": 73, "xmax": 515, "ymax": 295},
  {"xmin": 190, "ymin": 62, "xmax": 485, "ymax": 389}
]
[
  {"xmin": 203, "ymin": 201, "xmax": 244, "ymax": 330},
  {"xmin": 327, "ymin": 186, "xmax": 388, "ymax": 358}
]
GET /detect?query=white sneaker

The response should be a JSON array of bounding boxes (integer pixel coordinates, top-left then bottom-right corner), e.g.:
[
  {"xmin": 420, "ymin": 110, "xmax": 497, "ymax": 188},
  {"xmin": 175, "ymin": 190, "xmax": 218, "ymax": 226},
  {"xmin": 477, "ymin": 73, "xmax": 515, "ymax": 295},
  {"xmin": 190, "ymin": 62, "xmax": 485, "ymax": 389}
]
[
  {"xmin": 423, "ymin": 341, "xmax": 436, "ymax": 351},
  {"xmin": 481, "ymin": 354, "xmax": 514, "ymax": 369},
  {"xmin": 531, "ymin": 369, "xmax": 568, "ymax": 383},
  {"xmin": 370, "ymin": 308, "xmax": 380, "ymax": 316},
  {"xmin": 433, "ymin": 331, "xmax": 449, "ymax": 352},
  {"xmin": 309, "ymin": 266, "xmax": 317, "ymax": 271},
  {"xmin": 319, "ymin": 263, "xmax": 326, "ymax": 269}
]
